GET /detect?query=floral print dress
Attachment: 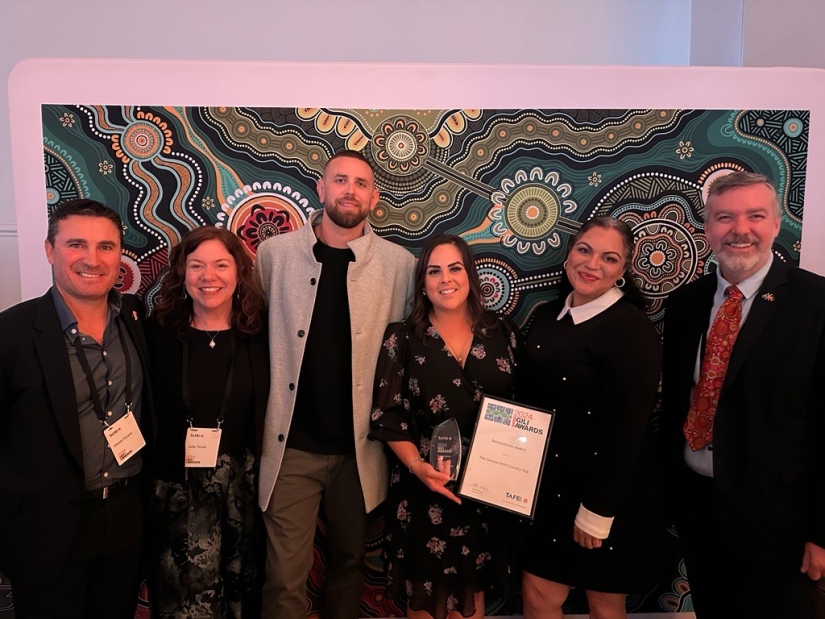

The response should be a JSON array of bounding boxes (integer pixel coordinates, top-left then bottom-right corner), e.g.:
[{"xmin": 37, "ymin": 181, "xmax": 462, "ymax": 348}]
[{"xmin": 369, "ymin": 313, "xmax": 521, "ymax": 619}]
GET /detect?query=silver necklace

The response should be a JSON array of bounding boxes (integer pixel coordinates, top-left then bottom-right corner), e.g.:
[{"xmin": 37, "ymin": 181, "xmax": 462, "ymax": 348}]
[
  {"xmin": 193, "ymin": 317, "xmax": 230, "ymax": 349},
  {"xmin": 205, "ymin": 330, "xmax": 220, "ymax": 349},
  {"xmin": 430, "ymin": 316, "xmax": 473, "ymax": 366}
]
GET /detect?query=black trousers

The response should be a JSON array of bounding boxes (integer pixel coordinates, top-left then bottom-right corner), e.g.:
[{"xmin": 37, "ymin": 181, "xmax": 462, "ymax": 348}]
[
  {"xmin": 675, "ymin": 467, "xmax": 825, "ymax": 619},
  {"xmin": 12, "ymin": 482, "xmax": 143, "ymax": 619}
]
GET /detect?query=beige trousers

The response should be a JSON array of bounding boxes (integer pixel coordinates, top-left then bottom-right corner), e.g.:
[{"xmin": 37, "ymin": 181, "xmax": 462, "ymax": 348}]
[{"xmin": 262, "ymin": 448, "xmax": 368, "ymax": 619}]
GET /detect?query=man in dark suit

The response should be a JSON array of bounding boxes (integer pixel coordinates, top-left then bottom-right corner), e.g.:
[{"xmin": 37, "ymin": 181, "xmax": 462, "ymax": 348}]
[
  {"xmin": 663, "ymin": 171, "xmax": 825, "ymax": 618},
  {"xmin": 0, "ymin": 199, "xmax": 153, "ymax": 619}
]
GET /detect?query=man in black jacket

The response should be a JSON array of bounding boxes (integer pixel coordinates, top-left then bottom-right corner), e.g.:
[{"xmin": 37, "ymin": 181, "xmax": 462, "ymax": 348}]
[
  {"xmin": 0, "ymin": 199, "xmax": 153, "ymax": 619},
  {"xmin": 663, "ymin": 172, "xmax": 825, "ymax": 618}
]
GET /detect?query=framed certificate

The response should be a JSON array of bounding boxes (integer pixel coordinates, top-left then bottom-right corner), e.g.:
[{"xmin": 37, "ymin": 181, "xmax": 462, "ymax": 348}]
[{"xmin": 457, "ymin": 395, "xmax": 555, "ymax": 519}]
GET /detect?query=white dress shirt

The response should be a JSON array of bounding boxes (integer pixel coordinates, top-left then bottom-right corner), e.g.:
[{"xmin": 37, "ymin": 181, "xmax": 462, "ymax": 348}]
[{"xmin": 684, "ymin": 255, "xmax": 774, "ymax": 477}]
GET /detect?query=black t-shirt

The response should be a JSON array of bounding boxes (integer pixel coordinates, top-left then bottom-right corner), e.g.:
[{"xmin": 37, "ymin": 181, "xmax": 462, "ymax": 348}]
[
  {"xmin": 187, "ymin": 330, "xmax": 254, "ymax": 455},
  {"xmin": 288, "ymin": 240, "xmax": 356, "ymax": 454},
  {"xmin": 149, "ymin": 324, "xmax": 255, "ymax": 483}
]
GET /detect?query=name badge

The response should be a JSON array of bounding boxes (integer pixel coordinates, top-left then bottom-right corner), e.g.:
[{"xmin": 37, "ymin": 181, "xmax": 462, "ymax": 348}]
[
  {"xmin": 103, "ymin": 411, "xmax": 146, "ymax": 466},
  {"xmin": 185, "ymin": 427, "xmax": 222, "ymax": 468}
]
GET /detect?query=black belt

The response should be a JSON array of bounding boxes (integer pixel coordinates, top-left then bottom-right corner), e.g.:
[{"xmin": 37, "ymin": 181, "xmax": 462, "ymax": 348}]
[{"xmin": 84, "ymin": 477, "xmax": 135, "ymax": 500}]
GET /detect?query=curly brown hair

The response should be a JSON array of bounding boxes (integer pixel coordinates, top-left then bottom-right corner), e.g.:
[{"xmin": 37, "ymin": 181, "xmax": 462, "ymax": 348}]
[{"xmin": 153, "ymin": 226, "xmax": 265, "ymax": 338}]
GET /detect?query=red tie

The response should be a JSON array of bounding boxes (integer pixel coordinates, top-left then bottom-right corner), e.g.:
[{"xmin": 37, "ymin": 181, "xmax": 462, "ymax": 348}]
[{"xmin": 683, "ymin": 285, "xmax": 744, "ymax": 451}]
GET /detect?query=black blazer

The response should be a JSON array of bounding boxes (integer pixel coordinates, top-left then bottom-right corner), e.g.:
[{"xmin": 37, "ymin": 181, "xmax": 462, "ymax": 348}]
[
  {"xmin": 145, "ymin": 316, "xmax": 270, "ymax": 479},
  {"xmin": 0, "ymin": 290, "xmax": 155, "ymax": 585},
  {"xmin": 662, "ymin": 259, "xmax": 825, "ymax": 564}
]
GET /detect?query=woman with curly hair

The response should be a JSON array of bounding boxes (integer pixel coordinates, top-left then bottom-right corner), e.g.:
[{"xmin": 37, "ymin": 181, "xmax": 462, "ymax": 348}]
[{"xmin": 147, "ymin": 226, "xmax": 268, "ymax": 618}]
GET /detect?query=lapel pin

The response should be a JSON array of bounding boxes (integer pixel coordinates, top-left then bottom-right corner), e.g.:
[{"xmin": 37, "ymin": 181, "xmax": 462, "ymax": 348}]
[
  {"xmin": 761, "ymin": 293, "xmax": 774, "ymax": 302},
  {"xmin": 132, "ymin": 311, "xmax": 139, "ymax": 321}
]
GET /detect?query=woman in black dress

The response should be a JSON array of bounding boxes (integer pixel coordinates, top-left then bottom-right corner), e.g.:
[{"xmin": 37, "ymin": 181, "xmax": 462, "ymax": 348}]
[
  {"xmin": 370, "ymin": 235, "xmax": 520, "ymax": 619},
  {"xmin": 148, "ymin": 226, "xmax": 268, "ymax": 618},
  {"xmin": 517, "ymin": 217, "xmax": 662, "ymax": 619}
]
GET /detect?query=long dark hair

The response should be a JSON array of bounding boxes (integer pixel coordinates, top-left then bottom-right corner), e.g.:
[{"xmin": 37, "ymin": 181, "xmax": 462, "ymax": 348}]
[
  {"xmin": 409, "ymin": 235, "xmax": 497, "ymax": 338},
  {"xmin": 561, "ymin": 217, "xmax": 648, "ymax": 310},
  {"xmin": 153, "ymin": 226, "xmax": 265, "ymax": 337}
]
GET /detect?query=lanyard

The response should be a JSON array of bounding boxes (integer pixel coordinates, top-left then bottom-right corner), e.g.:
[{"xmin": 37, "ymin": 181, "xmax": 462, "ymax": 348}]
[
  {"xmin": 181, "ymin": 331, "xmax": 236, "ymax": 429},
  {"xmin": 71, "ymin": 317, "xmax": 133, "ymax": 427}
]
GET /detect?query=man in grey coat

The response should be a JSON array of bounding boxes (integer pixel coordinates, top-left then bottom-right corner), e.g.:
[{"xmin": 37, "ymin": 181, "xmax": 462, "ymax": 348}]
[{"xmin": 256, "ymin": 150, "xmax": 415, "ymax": 618}]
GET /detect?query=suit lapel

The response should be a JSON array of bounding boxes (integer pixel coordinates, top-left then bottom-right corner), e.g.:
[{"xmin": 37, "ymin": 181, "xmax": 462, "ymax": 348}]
[
  {"xmin": 680, "ymin": 275, "xmax": 716, "ymax": 383},
  {"xmin": 118, "ymin": 299, "xmax": 150, "ymax": 375},
  {"xmin": 118, "ymin": 296, "xmax": 156, "ymax": 445},
  {"xmin": 722, "ymin": 260, "xmax": 789, "ymax": 393},
  {"xmin": 249, "ymin": 330, "xmax": 270, "ymax": 458},
  {"xmin": 33, "ymin": 291, "xmax": 84, "ymax": 470}
]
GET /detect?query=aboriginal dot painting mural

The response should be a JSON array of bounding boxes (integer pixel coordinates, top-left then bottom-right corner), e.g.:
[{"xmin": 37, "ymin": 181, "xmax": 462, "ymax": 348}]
[
  {"xmin": 31, "ymin": 105, "xmax": 811, "ymax": 617},
  {"xmin": 42, "ymin": 107, "xmax": 807, "ymax": 333}
]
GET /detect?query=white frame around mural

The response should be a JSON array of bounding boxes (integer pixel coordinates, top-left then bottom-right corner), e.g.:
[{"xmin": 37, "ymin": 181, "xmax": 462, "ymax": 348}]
[{"xmin": 9, "ymin": 59, "xmax": 825, "ymax": 300}]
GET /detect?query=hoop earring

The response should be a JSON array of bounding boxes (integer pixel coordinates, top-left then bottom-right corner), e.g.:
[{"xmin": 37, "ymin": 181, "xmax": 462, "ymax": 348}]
[
  {"xmin": 615, "ymin": 277, "xmax": 626, "ymax": 288},
  {"xmin": 182, "ymin": 288, "xmax": 188, "ymax": 300},
  {"xmin": 563, "ymin": 260, "xmax": 569, "ymax": 269}
]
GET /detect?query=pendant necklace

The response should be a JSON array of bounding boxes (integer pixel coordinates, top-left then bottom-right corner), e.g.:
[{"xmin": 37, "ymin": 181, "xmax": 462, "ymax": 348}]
[
  {"xmin": 431, "ymin": 317, "xmax": 473, "ymax": 366},
  {"xmin": 206, "ymin": 331, "xmax": 219, "ymax": 349},
  {"xmin": 441, "ymin": 338, "xmax": 467, "ymax": 365},
  {"xmin": 193, "ymin": 317, "xmax": 230, "ymax": 349}
]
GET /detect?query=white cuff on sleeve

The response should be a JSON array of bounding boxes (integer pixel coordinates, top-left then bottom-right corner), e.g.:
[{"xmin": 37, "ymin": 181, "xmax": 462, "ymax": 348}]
[{"xmin": 574, "ymin": 503, "xmax": 614, "ymax": 539}]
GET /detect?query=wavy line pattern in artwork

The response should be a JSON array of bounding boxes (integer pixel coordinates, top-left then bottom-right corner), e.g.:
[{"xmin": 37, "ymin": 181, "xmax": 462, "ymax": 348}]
[{"xmin": 37, "ymin": 106, "xmax": 809, "ymax": 616}]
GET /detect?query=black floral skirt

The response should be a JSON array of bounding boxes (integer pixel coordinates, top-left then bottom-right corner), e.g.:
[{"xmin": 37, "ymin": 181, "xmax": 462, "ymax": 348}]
[
  {"xmin": 150, "ymin": 449, "xmax": 260, "ymax": 619},
  {"xmin": 383, "ymin": 461, "xmax": 520, "ymax": 619}
]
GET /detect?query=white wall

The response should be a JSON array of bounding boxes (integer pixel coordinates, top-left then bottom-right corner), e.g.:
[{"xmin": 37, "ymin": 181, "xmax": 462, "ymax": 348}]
[
  {"xmin": 7, "ymin": 0, "xmax": 825, "ymax": 309},
  {"xmin": 690, "ymin": 0, "xmax": 744, "ymax": 66},
  {"xmin": 743, "ymin": 0, "xmax": 825, "ymax": 68},
  {"xmin": 0, "ymin": 0, "xmax": 693, "ymax": 310}
]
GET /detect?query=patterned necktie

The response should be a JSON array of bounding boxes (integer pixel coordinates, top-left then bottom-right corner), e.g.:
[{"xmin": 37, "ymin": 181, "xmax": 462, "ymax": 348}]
[{"xmin": 683, "ymin": 285, "xmax": 744, "ymax": 451}]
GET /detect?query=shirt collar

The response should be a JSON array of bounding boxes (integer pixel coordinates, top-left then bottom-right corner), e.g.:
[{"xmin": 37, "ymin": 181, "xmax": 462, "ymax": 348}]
[
  {"xmin": 715, "ymin": 254, "xmax": 773, "ymax": 301},
  {"xmin": 50, "ymin": 287, "xmax": 122, "ymax": 341},
  {"xmin": 557, "ymin": 286, "xmax": 624, "ymax": 325}
]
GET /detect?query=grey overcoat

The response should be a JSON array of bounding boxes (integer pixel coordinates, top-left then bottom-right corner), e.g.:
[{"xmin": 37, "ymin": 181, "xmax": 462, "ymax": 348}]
[{"xmin": 255, "ymin": 210, "xmax": 415, "ymax": 512}]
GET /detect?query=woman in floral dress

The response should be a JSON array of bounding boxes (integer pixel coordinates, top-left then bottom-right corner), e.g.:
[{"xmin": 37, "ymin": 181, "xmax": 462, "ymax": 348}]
[{"xmin": 370, "ymin": 235, "xmax": 520, "ymax": 619}]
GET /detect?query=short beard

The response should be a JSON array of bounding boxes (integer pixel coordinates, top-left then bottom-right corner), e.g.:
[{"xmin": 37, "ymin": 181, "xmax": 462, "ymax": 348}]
[
  {"xmin": 325, "ymin": 200, "xmax": 369, "ymax": 229},
  {"xmin": 716, "ymin": 247, "xmax": 769, "ymax": 281}
]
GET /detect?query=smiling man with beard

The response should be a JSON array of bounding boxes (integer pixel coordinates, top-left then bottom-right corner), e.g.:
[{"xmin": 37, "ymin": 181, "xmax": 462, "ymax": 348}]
[
  {"xmin": 255, "ymin": 150, "xmax": 415, "ymax": 618},
  {"xmin": 663, "ymin": 171, "xmax": 825, "ymax": 619}
]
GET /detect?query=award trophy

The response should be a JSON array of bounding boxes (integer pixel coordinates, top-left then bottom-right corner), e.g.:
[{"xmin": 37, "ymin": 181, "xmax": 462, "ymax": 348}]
[{"xmin": 430, "ymin": 418, "xmax": 462, "ymax": 481}]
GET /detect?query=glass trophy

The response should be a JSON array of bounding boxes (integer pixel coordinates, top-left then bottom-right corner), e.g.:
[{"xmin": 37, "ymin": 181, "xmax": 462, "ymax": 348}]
[{"xmin": 430, "ymin": 418, "xmax": 462, "ymax": 481}]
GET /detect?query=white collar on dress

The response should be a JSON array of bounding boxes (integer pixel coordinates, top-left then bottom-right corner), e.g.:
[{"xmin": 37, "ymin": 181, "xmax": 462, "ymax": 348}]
[{"xmin": 556, "ymin": 286, "xmax": 624, "ymax": 325}]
